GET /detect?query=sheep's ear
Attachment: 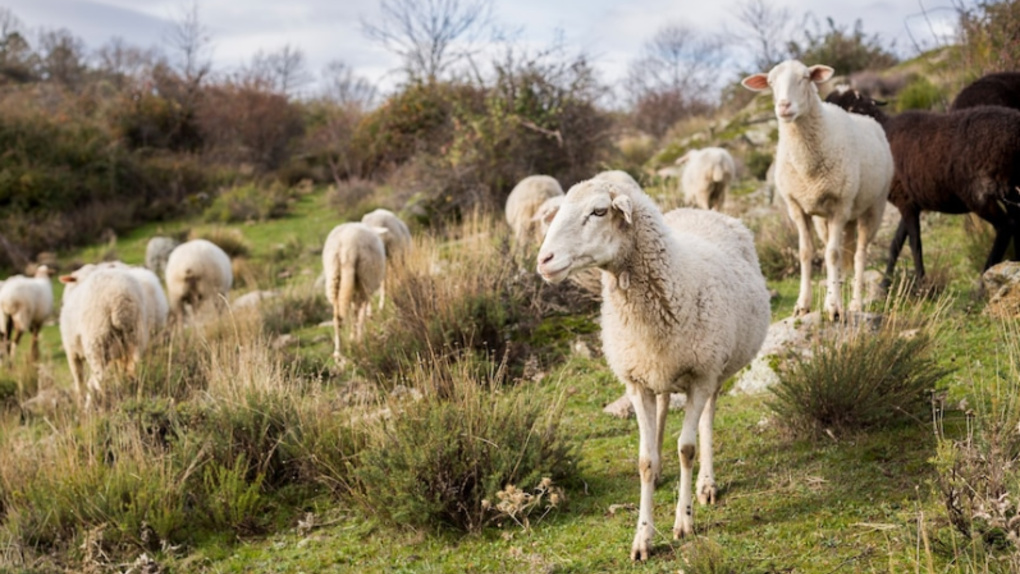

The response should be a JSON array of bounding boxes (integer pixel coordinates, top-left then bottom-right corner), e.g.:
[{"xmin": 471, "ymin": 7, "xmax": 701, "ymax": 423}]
[
  {"xmin": 59, "ymin": 275, "xmax": 77, "ymax": 284},
  {"xmin": 674, "ymin": 151, "xmax": 692, "ymax": 166},
  {"xmin": 531, "ymin": 205, "xmax": 560, "ymax": 225},
  {"xmin": 611, "ymin": 195, "xmax": 633, "ymax": 225},
  {"xmin": 808, "ymin": 65, "xmax": 835, "ymax": 85},
  {"xmin": 741, "ymin": 73, "xmax": 769, "ymax": 92},
  {"xmin": 370, "ymin": 226, "xmax": 390, "ymax": 239}
]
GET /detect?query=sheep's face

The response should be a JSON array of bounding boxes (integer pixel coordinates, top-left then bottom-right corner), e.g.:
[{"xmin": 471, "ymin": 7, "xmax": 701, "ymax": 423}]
[
  {"xmin": 536, "ymin": 180, "xmax": 633, "ymax": 284},
  {"xmin": 742, "ymin": 60, "xmax": 834, "ymax": 123}
]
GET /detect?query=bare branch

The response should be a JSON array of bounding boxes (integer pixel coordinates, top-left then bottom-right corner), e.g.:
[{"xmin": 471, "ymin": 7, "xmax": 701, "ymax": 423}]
[{"xmin": 163, "ymin": 1, "xmax": 212, "ymax": 85}]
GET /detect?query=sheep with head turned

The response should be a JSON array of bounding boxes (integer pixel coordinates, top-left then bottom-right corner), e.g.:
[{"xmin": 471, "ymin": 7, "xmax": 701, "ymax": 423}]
[
  {"xmin": 742, "ymin": 60, "xmax": 894, "ymax": 320},
  {"xmin": 825, "ymin": 87, "xmax": 1020, "ymax": 283},
  {"xmin": 536, "ymin": 176, "xmax": 770, "ymax": 560},
  {"xmin": 505, "ymin": 175, "xmax": 564, "ymax": 244},
  {"xmin": 677, "ymin": 147, "xmax": 736, "ymax": 211}
]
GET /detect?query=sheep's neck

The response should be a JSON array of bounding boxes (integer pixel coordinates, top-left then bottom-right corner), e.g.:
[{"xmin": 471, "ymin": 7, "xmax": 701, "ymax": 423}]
[
  {"xmin": 779, "ymin": 103, "xmax": 835, "ymax": 177},
  {"xmin": 605, "ymin": 209, "xmax": 689, "ymax": 328}
]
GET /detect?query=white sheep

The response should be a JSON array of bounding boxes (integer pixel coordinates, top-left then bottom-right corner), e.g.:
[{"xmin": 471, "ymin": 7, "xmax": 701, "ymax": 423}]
[
  {"xmin": 0, "ymin": 265, "xmax": 53, "ymax": 362},
  {"xmin": 322, "ymin": 222, "xmax": 388, "ymax": 361},
  {"xmin": 145, "ymin": 236, "xmax": 179, "ymax": 279},
  {"xmin": 742, "ymin": 60, "xmax": 893, "ymax": 320},
  {"xmin": 505, "ymin": 175, "xmax": 564, "ymax": 244},
  {"xmin": 536, "ymin": 177, "xmax": 770, "ymax": 560},
  {"xmin": 360, "ymin": 208, "xmax": 412, "ymax": 310},
  {"xmin": 677, "ymin": 147, "xmax": 736, "ymax": 211},
  {"xmin": 59, "ymin": 264, "xmax": 148, "ymax": 406},
  {"xmin": 164, "ymin": 239, "xmax": 233, "ymax": 322},
  {"xmin": 104, "ymin": 262, "xmax": 169, "ymax": 336}
]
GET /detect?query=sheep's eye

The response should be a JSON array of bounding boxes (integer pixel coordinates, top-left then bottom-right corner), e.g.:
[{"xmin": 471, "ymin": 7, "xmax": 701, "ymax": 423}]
[{"xmin": 592, "ymin": 208, "xmax": 608, "ymax": 217}]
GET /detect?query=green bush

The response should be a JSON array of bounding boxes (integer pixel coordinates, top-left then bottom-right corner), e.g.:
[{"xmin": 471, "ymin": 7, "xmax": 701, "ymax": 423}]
[
  {"xmin": 345, "ymin": 354, "xmax": 577, "ymax": 533},
  {"xmin": 745, "ymin": 149, "xmax": 773, "ymax": 181},
  {"xmin": 896, "ymin": 76, "xmax": 945, "ymax": 112},
  {"xmin": 769, "ymin": 327, "xmax": 953, "ymax": 436},
  {"xmin": 203, "ymin": 181, "xmax": 292, "ymax": 223}
]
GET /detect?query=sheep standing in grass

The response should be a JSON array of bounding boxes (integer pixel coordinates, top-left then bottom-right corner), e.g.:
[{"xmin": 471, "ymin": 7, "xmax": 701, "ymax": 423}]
[
  {"xmin": 951, "ymin": 71, "xmax": 1020, "ymax": 112},
  {"xmin": 677, "ymin": 147, "xmax": 736, "ymax": 211},
  {"xmin": 322, "ymin": 223, "xmax": 388, "ymax": 362},
  {"xmin": 537, "ymin": 177, "xmax": 770, "ymax": 560},
  {"xmin": 361, "ymin": 208, "xmax": 412, "ymax": 310},
  {"xmin": 825, "ymin": 88, "xmax": 1020, "ymax": 283},
  {"xmin": 145, "ymin": 236, "xmax": 179, "ymax": 279},
  {"xmin": 505, "ymin": 175, "xmax": 564, "ymax": 244},
  {"xmin": 165, "ymin": 239, "xmax": 233, "ymax": 322},
  {"xmin": 59, "ymin": 264, "xmax": 147, "ymax": 407},
  {"xmin": 0, "ymin": 266, "xmax": 53, "ymax": 362},
  {"xmin": 742, "ymin": 60, "xmax": 893, "ymax": 320}
]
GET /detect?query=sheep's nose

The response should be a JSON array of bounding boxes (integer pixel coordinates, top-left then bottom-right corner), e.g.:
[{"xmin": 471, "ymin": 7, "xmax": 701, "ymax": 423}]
[
  {"xmin": 776, "ymin": 99, "xmax": 791, "ymax": 112},
  {"xmin": 539, "ymin": 252, "xmax": 554, "ymax": 265}
]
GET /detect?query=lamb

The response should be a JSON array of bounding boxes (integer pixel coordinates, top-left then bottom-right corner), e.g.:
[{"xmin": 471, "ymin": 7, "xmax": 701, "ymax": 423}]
[
  {"xmin": 164, "ymin": 239, "xmax": 233, "ymax": 322},
  {"xmin": 825, "ymin": 87, "xmax": 1020, "ymax": 283},
  {"xmin": 742, "ymin": 60, "xmax": 894, "ymax": 320},
  {"xmin": 0, "ymin": 265, "xmax": 53, "ymax": 362},
  {"xmin": 361, "ymin": 208, "xmax": 412, "ymax": 310},
  {"xmin": 322, "ymin": 222, "xmax": 388, "ymax": 361},
  {"xmin": 950, "ymin": 71, "xmax": 1020, "ymax": 112},
  {"xmin": 536, "ymin": 177, "xmax": 770, "ymax": 560},
  {"xmin": 677, "ymin": 147, "xmax": 736, "ymax": 211},
  {"xmin": 104, "ymin": 262, "xmax": 170, "ymax": 336},
  {"xmin": 505, "ymin": 175, "xmax": 564, "ymax": 244},
  {"xmin": 145, "ymin": 236, "xmax": 179, "ymax": 279},
  {"xmin": 59, "ymin": 264, "xmax": 148, "ymax": 406}
]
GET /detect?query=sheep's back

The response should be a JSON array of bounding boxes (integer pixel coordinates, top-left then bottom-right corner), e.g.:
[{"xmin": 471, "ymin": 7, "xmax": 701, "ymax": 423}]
[
  {"xmin": 505, "ymin": 175, "xmax": 563, "ymax": 236},
  {"xmin": 323, "ymin": 223, "xmax": 386, "ymax": 304}
]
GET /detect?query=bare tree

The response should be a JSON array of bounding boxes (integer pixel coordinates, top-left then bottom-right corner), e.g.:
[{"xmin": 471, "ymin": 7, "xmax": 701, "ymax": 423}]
[
  {"xmin": 734, "ymin": 0, "xmax": 797, "ymax": 71},
  {"xmin": 0, "ymin": 8, "xmax": 36, "ymax": 83},
  {"xmin": 37, "ymin": 28, "xmax": 86, "ymax": 88},
  {"xmin": 362, "ymin": 0, "xmax": 493, "ymax": 82},
  {"xmin": 321, "ymin": 59, "xmax": 376, "ymax": 109},
  {"xmin": 242, "ymin": 44, "xmax": 312, "ymax": 95},
  {"xmin": 626, "ymin": 22, "xmax": 727, "ymax": 136},
  {"xmin": 94, "ymin": 37, "xmax": 157, "ymax": 87},
  {"xmin": 164, "ymin": 1, "xmax": 212, "ymax": 85}
]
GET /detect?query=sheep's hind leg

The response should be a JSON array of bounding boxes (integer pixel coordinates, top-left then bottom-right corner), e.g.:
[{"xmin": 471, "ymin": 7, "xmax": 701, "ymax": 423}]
[
  {"xmin": 696, "ymin": 390, "xmax": 718, "ymax": 505},
  {"xmin": 653, "ymin": 393, "xmax": 669, "ymax": 483},
  {"xmin": 627, "ymin": 383, "xmax": 658, "ymax": 561},
  {"xmin": 822, "ymin": 214, "xmax": 848, "ymax": 321},
  {"xmin": 674, "ymin": 385, "xmax": 709, "ymax": 538},
  {"xmin": 789, "ymin": 203, "xmax": 815, "ymax": 316}
]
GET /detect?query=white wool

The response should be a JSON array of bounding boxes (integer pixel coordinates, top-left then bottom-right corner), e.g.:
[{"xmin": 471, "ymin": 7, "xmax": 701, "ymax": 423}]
[
  {"xmin": 536, "ymin": 177, "xmax": 770, "ymax": 560},
  {"xmin": 0, "ymin": 266, "xmax": 53, "ymax": 362},
  {"xmin": 164, "ymin": 239, "xmax": 233, "ymax": 321},
  {"xmin": 361, "ymin": 208, "xmax": 413, "ymax": 311},
  {"xmin": 505, "ymin": 175, "xmax": 564, "ymax": 244},
  {"xmin": 678, "ymin": 147, "xmax": 736, "ymax": 211},
  {"xmin": 322, "ymin": 222, "xmax": 388, "ymax": 361}
]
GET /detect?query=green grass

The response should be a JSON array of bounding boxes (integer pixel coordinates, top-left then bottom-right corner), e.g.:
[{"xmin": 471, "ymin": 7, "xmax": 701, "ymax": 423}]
[{"xmin": 2, "ymin": 184, "xmax": 1016, "ymax": 573}]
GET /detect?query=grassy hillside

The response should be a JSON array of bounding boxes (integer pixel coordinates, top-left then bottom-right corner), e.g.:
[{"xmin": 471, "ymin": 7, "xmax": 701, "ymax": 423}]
[{"xmin": 0, "ymin": 181, "xmax": 1017, "ymax": 573}]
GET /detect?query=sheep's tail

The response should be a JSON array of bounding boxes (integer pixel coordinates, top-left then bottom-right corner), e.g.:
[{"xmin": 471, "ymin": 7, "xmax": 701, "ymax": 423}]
[
  {"xmin": 337, "ymin": 256, "xmax": 358, "ymax": 320},
  {"xmin": 711, "ymin": 164, "xmax": 726, "ymax": 183}
]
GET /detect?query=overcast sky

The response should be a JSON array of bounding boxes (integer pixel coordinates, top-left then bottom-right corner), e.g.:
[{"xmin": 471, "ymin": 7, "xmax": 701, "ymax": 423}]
[{"xmin": 3, "ymin": 0, "xmax": 961, "ymax": 97}]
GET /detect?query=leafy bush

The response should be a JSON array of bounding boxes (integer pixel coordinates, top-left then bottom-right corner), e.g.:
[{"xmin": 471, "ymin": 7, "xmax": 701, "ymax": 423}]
[
  {"xmin": 345, "ymin": 355, "xmax": 577, "ymax": 533},
  {"xmin": 753, "ymin": 214, "xmax": 800, "ymax": 281},
  {"xmin": 956, "ymin": 0, "xmax": 1020, "ymax": 75},
  {"xmin": 745, "ymin": 149, "xmax": 773, "ymax": 181},
  {"xmin": 896, "ymin": 76, "xmax": 945, "ymax": 112},
  {"xmin": 769, "ymin": 322, "xmax": 953, "ymax": 437},
  {"xmin": 203, "ymin": 181, "xmax": 292, "ymax": 223}
]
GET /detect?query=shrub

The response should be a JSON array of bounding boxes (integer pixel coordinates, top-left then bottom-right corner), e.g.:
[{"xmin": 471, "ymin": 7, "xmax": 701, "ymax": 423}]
[
  {"xmin": 203, "ymin": 181, "xmax": 292, "ymax": 223},
  {"xmin": 753, "ymin": 214, "xmax": 800, "ymax": 281},
  {"xmin": 934, "ymin": 322, "xmax": 1020, "ymax": 561},
  {"xmin": 189, "ymin": 227, "xmax": 251, "ymax": 258},
  {"xmin": 769, "ymin": 309, "xmax": 953, "ymax": 436},
  {"xmin": 745, "ymin": 149, "xmax": 773, "ymax": 181},
  {"xmin": 344, "ymin": 354, "xmax": 577, "ymax": 533},
  {"xmin": 896, "ymin": 76, "xmax": 945, "ymax": 112}
]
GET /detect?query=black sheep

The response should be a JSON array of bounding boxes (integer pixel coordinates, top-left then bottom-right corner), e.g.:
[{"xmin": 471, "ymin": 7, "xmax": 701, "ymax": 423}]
[
  {"xmin": 825, "ymin": 88, "xmax": 1020, "ymax": 283},
  {"xmin": 950, "ymin": 71, "xmax": 1020, "ymax": 111}
]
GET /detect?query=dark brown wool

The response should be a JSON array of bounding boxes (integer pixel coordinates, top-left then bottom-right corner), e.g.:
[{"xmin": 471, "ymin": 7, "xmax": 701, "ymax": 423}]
[{"xmin": 950, "ymin": 71, "xmax": 1020, "ymax": 112}]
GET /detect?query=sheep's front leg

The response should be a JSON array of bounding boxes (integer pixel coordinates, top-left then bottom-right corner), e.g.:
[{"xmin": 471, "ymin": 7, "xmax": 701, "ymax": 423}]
[
  {"xmin": 653, "ymin": 393, "xmax": 669, "ymax": 483},
  {"xmin": 823, "ymin": 213, "xmax": 848, "ymax": 321},
  {"xmin": 788, "ymin": 203, "xmax": 815, "ymax": 316},
  {"xmin": 674, "ymin": 385, "xmax": 709, "ymax": 539},
  {"xmin": 696, "ymin": 390, "xmax": 718, "ymax": 505},
  {"xmin": 627, "ymin": 383, "xmax": 658, "ymax": 561}
]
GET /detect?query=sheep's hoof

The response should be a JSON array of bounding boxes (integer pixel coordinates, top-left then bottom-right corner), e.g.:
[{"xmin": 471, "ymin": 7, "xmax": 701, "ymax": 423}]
[
  {"xmin": 697, "ymin": 483, "xmax": 716, "ymax": 505},
  {"xmin": 630, "ymin": 539, "xmax": 650, "ymax": 561},
  {"xmin": 793, "ymin": 305, "xmax": 810, "ymax": 317},
  {"xmin": 673, "ymin": 523, "xmax": 693, "ymax": 540}
]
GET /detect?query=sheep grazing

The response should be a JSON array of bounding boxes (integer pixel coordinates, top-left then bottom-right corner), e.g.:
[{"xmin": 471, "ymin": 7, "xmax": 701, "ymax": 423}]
[
  {"xmin": 59, "ymin": 264, "xmax": 148, "ymax": 406},
  {"xmin": 104, "ymin": 262, "xmax": 170, "ymax": 336},
  {"xmin": 825, "ymin": 87, "xmax": 1020, "ymax": 282},
  {"xmin": 950, "ymin": 71, "xmax": 1020, "ymax": 112},
  {"xmin": 742, "ymin": 60, "xmax": 894, "ymax": 320},
  {"xmin": 322, "ymin": 222, "xmax": 388, "ymax": 361},
  {"xmin": 0, "ymin": 265, "xmax": 53, "ymax": 362},
  {"xmin": 145, "ymin": 236, "xmax": 179, "ymax": 279},
  {"xmin": 677, "ymin": 147, "xmax": 736, "ymax": 211},
  {"xmin": 536, "ymin": 177, "xmax": 770, "ymax": 560},
  {"xmin": 361, "ymin": 208, "xmax": 412, "ymax": 310},
  {"xmin": 165, "ymin": 239, "xmax": 233, "ymax": 322},
  {"xmin": 505, "ymin": 175, "xmax": 564, "ymax": 243}
]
